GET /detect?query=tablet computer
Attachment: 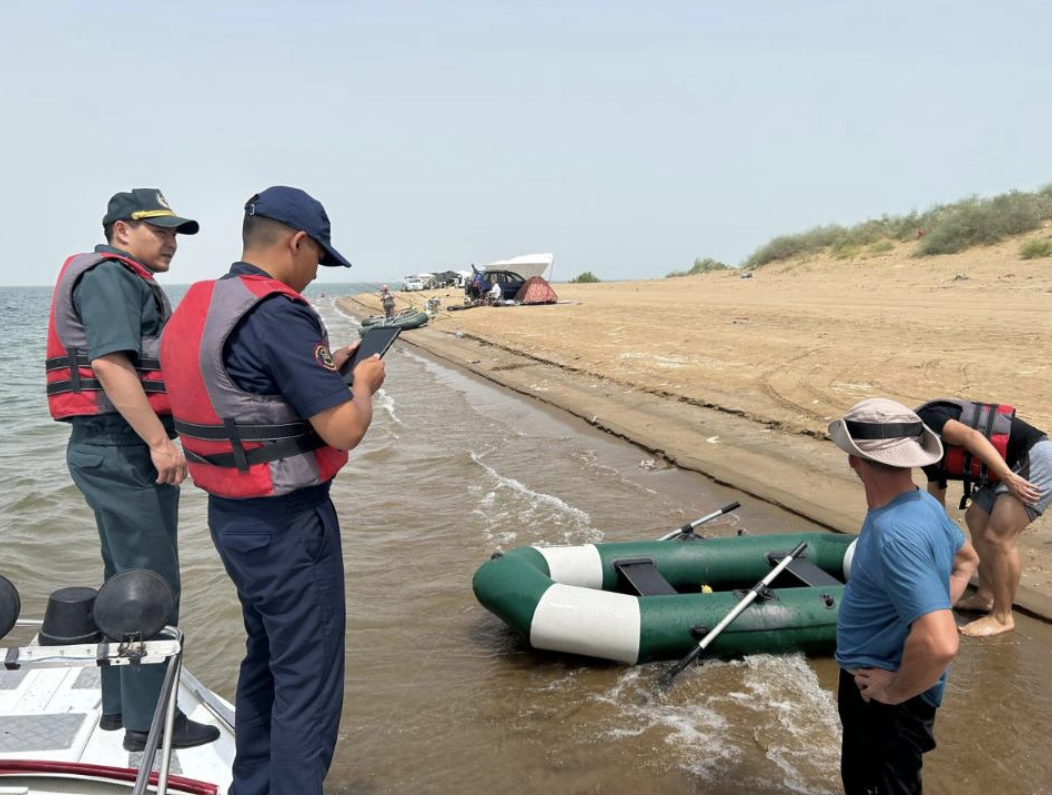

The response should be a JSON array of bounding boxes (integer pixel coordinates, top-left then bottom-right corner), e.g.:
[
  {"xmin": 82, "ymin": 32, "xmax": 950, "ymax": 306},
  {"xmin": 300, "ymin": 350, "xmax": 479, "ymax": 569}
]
[{"xmin": 341, "ymin": 325, "xmax": 401, "ymax": 384}]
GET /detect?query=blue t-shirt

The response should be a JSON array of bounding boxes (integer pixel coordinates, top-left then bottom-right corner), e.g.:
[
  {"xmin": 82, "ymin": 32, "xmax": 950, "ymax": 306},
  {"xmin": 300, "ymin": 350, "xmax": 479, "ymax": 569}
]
[{"xmin": 835, "ymin": 489, "xmax": 965, "ymax": 707}]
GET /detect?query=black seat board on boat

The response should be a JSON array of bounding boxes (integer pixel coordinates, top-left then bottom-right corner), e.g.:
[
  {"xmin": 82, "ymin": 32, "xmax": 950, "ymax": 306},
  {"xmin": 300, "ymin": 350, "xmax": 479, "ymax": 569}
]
[
  {"xmin": 767, "ymin": 555, "xmax": 843, "ymax": 588},
  {"xmin": 614, "ymin": 558, "xmax": 679, "ymax": 597}
]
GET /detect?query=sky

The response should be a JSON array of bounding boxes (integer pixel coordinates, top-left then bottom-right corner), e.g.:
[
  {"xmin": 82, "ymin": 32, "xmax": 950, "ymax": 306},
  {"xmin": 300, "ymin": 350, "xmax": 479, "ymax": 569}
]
[{"xmin": 3, "ymin": 0, "xmax": 1052, "ymax": 285}]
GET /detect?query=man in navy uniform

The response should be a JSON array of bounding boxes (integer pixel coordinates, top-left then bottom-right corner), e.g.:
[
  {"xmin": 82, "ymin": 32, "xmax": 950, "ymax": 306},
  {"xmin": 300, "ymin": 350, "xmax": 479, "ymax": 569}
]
[
  {"xmin": 46, "ymin": 189, "xmax": 219, "ymax": 750},
  {"xmin": 161, "ymin": 186, "xmax": 385, "ymax": 793}
]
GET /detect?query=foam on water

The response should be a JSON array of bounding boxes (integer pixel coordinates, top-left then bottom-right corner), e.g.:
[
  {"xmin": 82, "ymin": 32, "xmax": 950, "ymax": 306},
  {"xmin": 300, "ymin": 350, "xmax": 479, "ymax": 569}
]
[
  {"xmin": 468, "ymin": 450, "xmax": 605, "ymax": 546},
  {"xmin": 374, "ymin": 388, "xmax": 401, "ymax": 424},
  {"xmin": 565, "ymin": 655, "xmax": 841, "ymax": 793}
]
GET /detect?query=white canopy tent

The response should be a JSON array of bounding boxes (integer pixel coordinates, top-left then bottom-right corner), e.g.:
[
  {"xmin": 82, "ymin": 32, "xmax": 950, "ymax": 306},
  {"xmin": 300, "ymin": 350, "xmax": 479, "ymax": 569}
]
[{"xmin": 483, "ymin": 253, "xmax": 555, "ymax": 281}]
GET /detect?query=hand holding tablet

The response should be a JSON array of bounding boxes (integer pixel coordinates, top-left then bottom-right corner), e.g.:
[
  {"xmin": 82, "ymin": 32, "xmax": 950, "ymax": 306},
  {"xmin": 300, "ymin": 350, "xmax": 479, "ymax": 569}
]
[{"xmin": 340, "ymin": 326, "xmax": 400, "ymax": 386}]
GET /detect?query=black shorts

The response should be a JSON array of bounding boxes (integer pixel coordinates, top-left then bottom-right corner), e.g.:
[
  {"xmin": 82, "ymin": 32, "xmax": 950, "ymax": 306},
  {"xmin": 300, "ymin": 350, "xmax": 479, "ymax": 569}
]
[{"xmin": 838, "ymin": 668, "xmax": 937, "ymax": 794}]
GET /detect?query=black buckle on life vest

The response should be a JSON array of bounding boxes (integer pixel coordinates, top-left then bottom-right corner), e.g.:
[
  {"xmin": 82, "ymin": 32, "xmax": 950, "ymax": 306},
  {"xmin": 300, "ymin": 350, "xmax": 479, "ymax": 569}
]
[
  {"xmin": 224, "ymin": 418, "xmax": 250, "ymax": 473},
  {"xmin": 68, "ymin": 349, "xmax": 82, "ymax": 393}
]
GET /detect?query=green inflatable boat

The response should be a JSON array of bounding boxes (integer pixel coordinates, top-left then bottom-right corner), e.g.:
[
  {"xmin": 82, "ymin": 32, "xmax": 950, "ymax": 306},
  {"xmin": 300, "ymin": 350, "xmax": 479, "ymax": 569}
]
[
  {"xmin": 472, "ymin": 531, "xmax": 857, "ymax": 664},
  {"xmin": 358, "ymin": 309, "xmax": 428, "ymax": 335}
]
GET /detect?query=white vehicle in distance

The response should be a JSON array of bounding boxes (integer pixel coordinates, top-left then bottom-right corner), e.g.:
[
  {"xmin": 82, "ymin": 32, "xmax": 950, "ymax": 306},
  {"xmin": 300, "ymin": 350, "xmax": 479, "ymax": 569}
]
[{"xmin": 403, "ymin": 273, "xmax": 438, "ymax": 291}]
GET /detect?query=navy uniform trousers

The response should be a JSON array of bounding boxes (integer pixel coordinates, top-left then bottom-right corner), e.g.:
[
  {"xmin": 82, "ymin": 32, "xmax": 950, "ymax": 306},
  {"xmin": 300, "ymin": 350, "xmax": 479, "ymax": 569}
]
[
  {"xmin": 208, "ymin": 487, "xmax": 346, "ymax": 795},
  {"xmin": 66, "ymin": 429, "xmax": 181, "ymax": 733}
]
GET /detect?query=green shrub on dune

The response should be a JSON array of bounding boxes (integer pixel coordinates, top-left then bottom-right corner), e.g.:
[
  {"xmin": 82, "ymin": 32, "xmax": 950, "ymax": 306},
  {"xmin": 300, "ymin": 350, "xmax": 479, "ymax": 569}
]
[
  {"xmin": 666, "ymin": 257, "xmax": 735, "ymax": 278},
  {"xmin": 569, "ymin": 271, "xmax": 601, "ymax": 283},
  {"xmin": 742, "ymin": 182, "xmax": 1052, "ymax": 267},
  {"xmin": 913, "ymin": 191, "xmax": 1052, "ymax": 256},
  {"xmin": 1020, "ymin": 238, "xmax": 1052, "ymax": 259}
]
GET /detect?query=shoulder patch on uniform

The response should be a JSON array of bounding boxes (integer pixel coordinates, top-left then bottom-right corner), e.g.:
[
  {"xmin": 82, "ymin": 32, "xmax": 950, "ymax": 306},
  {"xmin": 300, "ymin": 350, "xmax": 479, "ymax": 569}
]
[{"xmin": 314, "ymin": 343, "xmax": 336, "ymax": 370}]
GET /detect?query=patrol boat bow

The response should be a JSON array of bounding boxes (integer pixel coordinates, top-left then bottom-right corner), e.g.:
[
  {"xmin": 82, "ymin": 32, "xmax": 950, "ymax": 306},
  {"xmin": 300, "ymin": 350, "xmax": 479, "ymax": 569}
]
[{"xmin": 0, "ymin": 574, "xmax": 235, "ymax": 795}]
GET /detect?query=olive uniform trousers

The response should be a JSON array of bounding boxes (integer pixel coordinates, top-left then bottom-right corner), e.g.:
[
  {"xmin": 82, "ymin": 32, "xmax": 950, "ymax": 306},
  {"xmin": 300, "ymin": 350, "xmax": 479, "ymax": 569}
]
[{"xmin": 66, "ymin": 428, "xmax": 180, "ymax": 733}]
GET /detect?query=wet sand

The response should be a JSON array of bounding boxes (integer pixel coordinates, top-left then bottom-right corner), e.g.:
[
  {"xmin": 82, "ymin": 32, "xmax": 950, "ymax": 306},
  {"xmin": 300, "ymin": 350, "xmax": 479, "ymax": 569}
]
[{"xmin": 341, "ymin": 231, "xmax": 1052, "ymax": 622}]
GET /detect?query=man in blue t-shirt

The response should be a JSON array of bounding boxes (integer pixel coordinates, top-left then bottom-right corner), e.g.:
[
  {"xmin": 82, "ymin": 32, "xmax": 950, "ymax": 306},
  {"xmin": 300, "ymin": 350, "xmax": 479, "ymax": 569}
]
[{"xmin": 828, "ymin": 398, "xmax": 979, "ymax": 794}]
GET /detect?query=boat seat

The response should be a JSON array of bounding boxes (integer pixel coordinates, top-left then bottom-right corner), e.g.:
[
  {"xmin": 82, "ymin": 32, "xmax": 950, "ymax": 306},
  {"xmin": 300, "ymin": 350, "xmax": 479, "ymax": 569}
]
[
  {"xmin": 613, "ymin": 557, "xmax": 678, "ymax": 597},
  {"xmin": 767, "ymin": 552, "xmax": 843, "ymax": 587}
]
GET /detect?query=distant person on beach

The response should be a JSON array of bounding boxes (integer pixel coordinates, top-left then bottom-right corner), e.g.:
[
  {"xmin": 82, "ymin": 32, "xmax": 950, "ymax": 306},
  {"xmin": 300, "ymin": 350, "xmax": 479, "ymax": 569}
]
[
  {"xmin": 829, "ymin": 398, "xmax": 978, "ymax": 794},
  {"xmin": 45, "ymin": 189, "xmax": 218, "ymax": 751},
  {"xmin": 915, "ymin": 399, "xmax": 1049, "ymax": 637},
  {"xmin": 489, "ymin": 280, "xmax": 503, "ymax": 305},
  {"xmin": 160, "ymin": 186, "xmax": 384, "ymax": 794},
  {"xmin": 468, "ymin": 266, "xmax": 484, "ymax": 301},
  {"xmin": 381, "ymin": 284, "xmax": 396, "ymax": 318}
]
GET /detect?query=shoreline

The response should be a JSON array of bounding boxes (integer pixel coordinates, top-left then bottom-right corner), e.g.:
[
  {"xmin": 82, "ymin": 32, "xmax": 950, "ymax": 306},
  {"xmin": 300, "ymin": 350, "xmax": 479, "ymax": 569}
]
[{"xmin": 337, "ymin": 268, "xmax": 1052, "ymax": 624}]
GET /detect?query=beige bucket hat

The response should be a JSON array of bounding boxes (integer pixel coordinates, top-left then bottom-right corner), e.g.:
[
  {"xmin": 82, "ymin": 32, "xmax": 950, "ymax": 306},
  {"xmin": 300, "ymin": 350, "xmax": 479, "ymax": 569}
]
[{"xmin": 828, "ymin": 398, "xmax": 943, "ymax": 468}]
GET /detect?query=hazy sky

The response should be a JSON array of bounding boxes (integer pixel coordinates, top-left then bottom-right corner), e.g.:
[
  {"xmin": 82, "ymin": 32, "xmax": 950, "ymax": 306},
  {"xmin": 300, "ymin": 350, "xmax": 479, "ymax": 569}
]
[{"xmin": 3, "ymin": 0, "xmax": 1051, "ymax": 285}]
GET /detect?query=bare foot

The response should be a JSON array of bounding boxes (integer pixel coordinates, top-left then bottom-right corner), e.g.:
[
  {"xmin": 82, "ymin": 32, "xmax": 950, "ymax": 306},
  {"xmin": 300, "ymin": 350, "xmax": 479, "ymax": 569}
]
[
  {"xmin": 954, "ymin": 594, "xmax": 993, "ymax": 613},
  {"xmin": 959, "ymin": 614, "xmax": 1015, "ymax": 637}
]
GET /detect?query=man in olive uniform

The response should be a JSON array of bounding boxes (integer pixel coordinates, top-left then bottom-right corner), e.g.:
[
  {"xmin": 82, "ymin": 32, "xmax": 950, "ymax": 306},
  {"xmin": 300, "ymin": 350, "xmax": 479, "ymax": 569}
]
[{"xmin": 46, "ymin": 189, "xmax": 218, "ymax": 750}]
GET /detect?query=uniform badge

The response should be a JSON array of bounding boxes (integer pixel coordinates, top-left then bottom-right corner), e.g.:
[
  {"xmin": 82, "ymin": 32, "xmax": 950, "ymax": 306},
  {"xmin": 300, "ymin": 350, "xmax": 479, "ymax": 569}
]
[
  {"xmin": 314, "ymin": 343, "xmax": 336, "ymax": 370},
  {"xmin": 156, "ymin": 191, "xmax": 172, "ymax": 210}
]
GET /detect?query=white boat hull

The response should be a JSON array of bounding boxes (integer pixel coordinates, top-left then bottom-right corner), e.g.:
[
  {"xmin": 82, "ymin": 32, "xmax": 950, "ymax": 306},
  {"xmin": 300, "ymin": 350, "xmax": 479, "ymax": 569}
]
[{"xmin": 0, "ymin": 663, "xmax": 234, "ymax": 794}]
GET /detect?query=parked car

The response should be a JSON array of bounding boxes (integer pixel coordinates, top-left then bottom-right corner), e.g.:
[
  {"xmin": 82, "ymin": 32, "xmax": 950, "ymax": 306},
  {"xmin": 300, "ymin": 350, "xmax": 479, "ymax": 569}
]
[
  {"xmin": 485, "ymin": 270, "xmax": 527, "ymax": 298},
  {"xmin": 466, "ymin": 270, "xmax": 527, "ymax": 300},
  {"xmin": 403, "ymin": 273, "xmax": 439, "ymax": 291}
]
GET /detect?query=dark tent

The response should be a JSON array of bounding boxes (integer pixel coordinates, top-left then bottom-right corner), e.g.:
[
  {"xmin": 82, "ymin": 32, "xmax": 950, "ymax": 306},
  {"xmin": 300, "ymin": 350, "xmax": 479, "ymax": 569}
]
[{"xmin": 513, "ymin": 276, "xmax": 558, "ymax": 305}]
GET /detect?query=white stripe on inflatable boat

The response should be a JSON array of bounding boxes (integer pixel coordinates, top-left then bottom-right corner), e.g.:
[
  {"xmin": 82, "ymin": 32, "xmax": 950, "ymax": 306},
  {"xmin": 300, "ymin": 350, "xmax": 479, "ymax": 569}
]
[
  {"xmin": 530, "ymin": 585, "xmax": 641, "ymax": 664},
  {"xmin": 535, "ymin": 545, "xmax": 604, "ymax": 589},
  {"xmin": 843, "ymin": 538, "xmax": 857, "ymax": 581}
]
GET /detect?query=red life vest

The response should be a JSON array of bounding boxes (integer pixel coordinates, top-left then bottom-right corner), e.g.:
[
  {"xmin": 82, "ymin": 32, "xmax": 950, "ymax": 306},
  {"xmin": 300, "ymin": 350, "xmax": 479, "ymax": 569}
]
[
  {"xmin": 46, "ymin": 252, "xmax": 172, "ymax": 420},
  {"xmin": 918, "ymin": 398, "xmax": 1015, "ymax": 507},
  {"xmin": 160, "ymin": 274, "xmax": 348, "ymax": 499}
]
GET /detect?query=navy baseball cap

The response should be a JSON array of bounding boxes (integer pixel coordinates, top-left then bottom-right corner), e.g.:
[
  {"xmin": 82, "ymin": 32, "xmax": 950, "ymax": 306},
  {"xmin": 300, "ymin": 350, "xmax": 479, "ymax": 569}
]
[{"xmin": 244, "ymin": 186, "xmax": 350, "ymax": 267}]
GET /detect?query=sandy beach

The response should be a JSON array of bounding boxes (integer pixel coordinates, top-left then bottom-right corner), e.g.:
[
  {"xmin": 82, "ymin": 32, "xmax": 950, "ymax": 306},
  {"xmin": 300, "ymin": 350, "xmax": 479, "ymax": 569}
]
[{"xmin": 341, "ymin": 231, "xmax": 1052, "ymax": 622}]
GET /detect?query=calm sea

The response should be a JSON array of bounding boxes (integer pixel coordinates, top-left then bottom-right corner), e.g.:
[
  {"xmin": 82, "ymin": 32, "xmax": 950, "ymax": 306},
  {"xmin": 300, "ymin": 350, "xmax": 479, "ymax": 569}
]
[{"xmin": 1, "ymin": 283, "xmax": 1049, "ymax": 793}]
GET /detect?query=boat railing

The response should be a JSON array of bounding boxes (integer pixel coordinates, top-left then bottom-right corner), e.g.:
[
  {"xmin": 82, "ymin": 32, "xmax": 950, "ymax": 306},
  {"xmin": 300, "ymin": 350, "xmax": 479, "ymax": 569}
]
[{"xmin": 180, "ymin": 668, "xmax": 235, "ymax": 733}]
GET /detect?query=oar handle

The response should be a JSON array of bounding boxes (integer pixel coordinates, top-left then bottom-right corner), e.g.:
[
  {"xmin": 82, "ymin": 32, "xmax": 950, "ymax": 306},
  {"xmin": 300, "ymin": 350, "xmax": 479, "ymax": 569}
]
[
  {"xmin": 658, "ymin": 501, "xmax": 741, "ymax": 541},
  {"xmin": 658, "ymin": 540, "xmax": 807, "ymax": 689}
]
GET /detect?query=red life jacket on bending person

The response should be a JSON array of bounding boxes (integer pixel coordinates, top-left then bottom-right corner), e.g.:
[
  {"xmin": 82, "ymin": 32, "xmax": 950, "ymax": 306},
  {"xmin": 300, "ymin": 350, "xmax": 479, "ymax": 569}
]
[
  {"xmin": 917, "ymin": 398, "xmax": 1015, "ymax": 507},
  {"xmin": 46, "ymin": 252, "xmax": 172, "ymax": 420},
  {"xmin": 160, "ymin": 274, "xmax": 349, "ymax": 499}
]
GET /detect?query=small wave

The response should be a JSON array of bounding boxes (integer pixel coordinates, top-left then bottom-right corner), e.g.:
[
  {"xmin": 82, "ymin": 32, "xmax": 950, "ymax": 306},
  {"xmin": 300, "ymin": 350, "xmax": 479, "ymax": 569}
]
[
  {"xmin": 469, "ymin": 451, "xmax": 605, "ymax": 546},
  {"xmin": 375, "ymin": 389, "xmax": 401, "ymax": 424}
]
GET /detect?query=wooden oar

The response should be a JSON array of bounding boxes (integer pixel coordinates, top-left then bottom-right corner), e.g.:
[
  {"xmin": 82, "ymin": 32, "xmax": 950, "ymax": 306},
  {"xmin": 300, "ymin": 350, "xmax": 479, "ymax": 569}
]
[
  {"xmin": 657, "ymin": 540, "xmax": 808, "ymax": 691},
  {"xmin": 656, "ymin": 501, "xmax": 741, "ymax": 541}
]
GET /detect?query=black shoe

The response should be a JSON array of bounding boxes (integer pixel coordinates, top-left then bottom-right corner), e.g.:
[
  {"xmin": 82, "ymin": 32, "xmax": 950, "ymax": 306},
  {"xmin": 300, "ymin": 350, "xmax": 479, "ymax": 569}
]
[
  {"xmin": 99, "ymin": 712, "xmax": 123, "ymax": 731},
  {"xmin": 123, "ymin": 711, "xmax": 220, "ymax": 752}
]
